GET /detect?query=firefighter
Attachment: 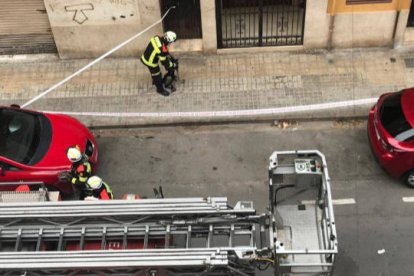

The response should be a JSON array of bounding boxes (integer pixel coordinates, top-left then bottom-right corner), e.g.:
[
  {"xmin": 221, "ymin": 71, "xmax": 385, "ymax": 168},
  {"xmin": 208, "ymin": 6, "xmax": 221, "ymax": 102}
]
[
  {"xmin": 66, "ymin": 145, "xmax": 92, "ymax": 199},
  {"xmin": 141, "ymin": 31, "xmax": 178, "ymax": 96},
  {"xmin": 85, "ymin": 176, "xmax": 114, "ymax": 200}
]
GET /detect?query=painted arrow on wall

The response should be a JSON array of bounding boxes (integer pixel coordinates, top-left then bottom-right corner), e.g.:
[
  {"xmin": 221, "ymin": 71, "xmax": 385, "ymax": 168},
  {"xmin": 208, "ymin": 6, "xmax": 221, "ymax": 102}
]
[{"xmin": 65, "ymin": 3, "xmax": 94, "ymax": 24}]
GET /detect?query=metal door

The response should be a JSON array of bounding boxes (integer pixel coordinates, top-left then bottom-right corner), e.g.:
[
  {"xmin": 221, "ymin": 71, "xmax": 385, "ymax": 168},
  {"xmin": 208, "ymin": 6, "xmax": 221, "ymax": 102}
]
[
  {"xmin": 0, "ymin": 0, "xmax": 57, "ymax": 55},
  {"xmin": 408, "ymin": 1, "xmax": 414, "ymax": 27},
  {"xmin": 216, "ymin": 0, "xmax": 306, "ymax": 48},
  {"xmin": 160, "ymin": 0, "xmax": 202, "ymax": 39}
]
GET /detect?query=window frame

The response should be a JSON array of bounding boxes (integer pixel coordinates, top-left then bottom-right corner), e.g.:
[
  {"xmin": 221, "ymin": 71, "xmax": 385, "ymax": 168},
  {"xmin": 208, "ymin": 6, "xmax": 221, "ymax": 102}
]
[{"xmin": 346, "ymin": 0, "xmax": 392, "ymax": 4}]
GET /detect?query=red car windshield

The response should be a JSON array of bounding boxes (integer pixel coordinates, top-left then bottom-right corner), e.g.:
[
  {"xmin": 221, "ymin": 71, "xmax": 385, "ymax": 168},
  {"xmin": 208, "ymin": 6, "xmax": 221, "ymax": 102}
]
[
  {"xmin": 0, "ymin": 109, "xmax": 45, "ymax": 164},
  {"xmin": 379, "ymin": 91, "xmax": 414, "ymax": 142}
]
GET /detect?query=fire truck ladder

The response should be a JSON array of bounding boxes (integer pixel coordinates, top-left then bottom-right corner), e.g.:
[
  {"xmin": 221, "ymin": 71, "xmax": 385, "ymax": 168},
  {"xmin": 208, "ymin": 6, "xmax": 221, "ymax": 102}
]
[
  {"xmin": 0, "ymin": 150, "xmax": 338, "ymax": 276},
  {"xmin": 0, "ymin": 197, "xmax": 271, "ymax": 276}
]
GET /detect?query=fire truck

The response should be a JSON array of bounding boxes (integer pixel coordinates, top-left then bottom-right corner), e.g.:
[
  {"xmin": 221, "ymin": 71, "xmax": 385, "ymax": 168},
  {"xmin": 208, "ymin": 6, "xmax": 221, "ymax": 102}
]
[{"xmin": 0, "ymin": 150, "xmax": 338, "ymax": 275}]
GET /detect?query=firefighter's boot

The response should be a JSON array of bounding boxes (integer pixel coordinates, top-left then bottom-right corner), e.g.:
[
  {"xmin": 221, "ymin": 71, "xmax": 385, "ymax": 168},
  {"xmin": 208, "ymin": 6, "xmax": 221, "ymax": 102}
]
[{"xmin": 153, "ymin": 74, "xmax": 170, "ymax": 97}]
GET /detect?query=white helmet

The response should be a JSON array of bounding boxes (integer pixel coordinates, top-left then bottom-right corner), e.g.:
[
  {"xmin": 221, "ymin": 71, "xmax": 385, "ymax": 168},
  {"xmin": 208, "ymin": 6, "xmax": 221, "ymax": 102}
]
[
  {"xmin": 67, "ymin": 146, "xmax": 82, "ymax": 163},
  {"xmin": 87, "ymin": 176, "xmax": 103, "ymax": 190},
  {"xmin": 164, "ymin": 31, "xmax": 177, "ymax": 43}
]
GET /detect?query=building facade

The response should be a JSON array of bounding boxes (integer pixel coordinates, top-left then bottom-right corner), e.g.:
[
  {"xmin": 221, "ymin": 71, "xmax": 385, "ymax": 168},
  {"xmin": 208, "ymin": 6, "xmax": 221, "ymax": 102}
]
[{"xmin": 0, "ymin": 0, "xmax": 412, "ymax": 58}]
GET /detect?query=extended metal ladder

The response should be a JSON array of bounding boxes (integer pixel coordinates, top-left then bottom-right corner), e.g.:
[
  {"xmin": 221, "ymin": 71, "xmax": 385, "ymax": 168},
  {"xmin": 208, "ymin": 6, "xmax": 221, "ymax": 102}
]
[
  {"xmin": 0, "ymin": 197, "xmax": 270, "ymax": 276},
  {"xmin": 0, "ymin": 150, "xmax": 338, "ymax": 276}
]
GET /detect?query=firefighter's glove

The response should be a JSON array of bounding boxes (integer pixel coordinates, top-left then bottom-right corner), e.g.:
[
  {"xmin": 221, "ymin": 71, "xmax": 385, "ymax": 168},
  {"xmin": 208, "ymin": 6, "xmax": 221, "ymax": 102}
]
[
  {"xmin": 172, "ymin": 62, "xmax": 178, "ymax": 70},
  {"xmin": 84, "ymin": 196, "xmax": 99, "ymax": 201},
  {"xmin": 58, "ymin": 171, "xmax": 71, "ymax": 182}
]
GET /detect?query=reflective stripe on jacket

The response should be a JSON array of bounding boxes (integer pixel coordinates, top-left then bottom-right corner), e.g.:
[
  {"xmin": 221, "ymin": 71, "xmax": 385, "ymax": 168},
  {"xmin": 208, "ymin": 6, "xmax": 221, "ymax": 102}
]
[
  {"xmin": 141, "ymin": 36, "xmax": 162, "ymax": 67},
  {"xmin": 102, "ymin": 182, "xmax": 114, "ymax": 199},
  {"xmin": 70, "ymin": 161, "xmax": 92, "ymax": 185},
  {"xmin": 88, "ymin": 182, "xmax": 113, "ymax": 200},
  {"xmin": 141, "ymin": 36, "xmax": 174, "ymax": 69}
]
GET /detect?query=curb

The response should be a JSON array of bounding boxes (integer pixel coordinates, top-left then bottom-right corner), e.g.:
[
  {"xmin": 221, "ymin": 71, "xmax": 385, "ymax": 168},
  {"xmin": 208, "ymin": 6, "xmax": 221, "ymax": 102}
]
[{"xmin": 75, "ymin": 103, "xmax": 372, "ymax": 129}]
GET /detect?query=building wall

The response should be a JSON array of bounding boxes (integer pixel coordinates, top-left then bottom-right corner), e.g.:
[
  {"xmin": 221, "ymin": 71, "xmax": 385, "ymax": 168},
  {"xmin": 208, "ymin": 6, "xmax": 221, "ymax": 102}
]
[
  {"xmin": 332, "ymin": 11, "xmax": 397, "ymax": 48},
  {"xmin": 44, "ymin": 0, "xmax": 213, "ymax": 58},
  {"xmin": 303, "ymin": 0, "xmax": 330, "ymax": 49},
  {"xmin": 403, "ymin": 13, "xmax": 414, "ymax": 45},
  {"xmin": 45, "ymin": 0, "xmax": 164, "ymax": 59},
  {"xmin": 43, "ymin": 0, "xmax": 414, "ymax": 58},
  {"xmin": 327, "ymin": 0, "xmax": 411, "ymax": 48},
  {"xmin": 259, "ymin": 0, "xmax": 413, "ymax": 51},
  {"xmin": 200, "ymin": 0, "xmax": 217, "ymax": 54}
]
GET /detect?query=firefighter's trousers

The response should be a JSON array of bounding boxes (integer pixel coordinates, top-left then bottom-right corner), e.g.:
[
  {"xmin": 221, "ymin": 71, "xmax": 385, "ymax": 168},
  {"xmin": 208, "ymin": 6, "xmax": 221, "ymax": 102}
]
[{"xmin": 143, "ymin": 63, "xmax": 164, "ymax": 93}]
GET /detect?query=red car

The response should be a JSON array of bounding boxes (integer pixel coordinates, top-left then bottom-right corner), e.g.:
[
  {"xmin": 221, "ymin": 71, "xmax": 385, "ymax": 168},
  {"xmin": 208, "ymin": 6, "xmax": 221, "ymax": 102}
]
[
  {"xmin": 0, "ymin": 106, "xmax": 98, "ymax": 194},
  {"xmin": 368, "ymin": 88, "xmax": 414, "ymax": 187}
]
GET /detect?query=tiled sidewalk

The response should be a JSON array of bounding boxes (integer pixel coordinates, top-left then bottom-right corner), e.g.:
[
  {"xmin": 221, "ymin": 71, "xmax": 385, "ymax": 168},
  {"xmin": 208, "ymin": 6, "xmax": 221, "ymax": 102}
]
[{"xmin": 0, "ymin": 47, "xmax": 413, "ymax": 126}]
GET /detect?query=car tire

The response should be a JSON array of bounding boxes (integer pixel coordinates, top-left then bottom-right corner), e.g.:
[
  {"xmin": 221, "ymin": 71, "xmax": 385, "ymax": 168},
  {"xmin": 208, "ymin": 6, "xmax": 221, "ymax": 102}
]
[{"xmin": 404, "ymin": 170, "xmax": 414, "ymax": 188}]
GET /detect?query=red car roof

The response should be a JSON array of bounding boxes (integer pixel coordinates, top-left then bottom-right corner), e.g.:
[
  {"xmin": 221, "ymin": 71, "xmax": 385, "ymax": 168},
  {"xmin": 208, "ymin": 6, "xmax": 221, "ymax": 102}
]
[{"xmin": 402, "ymin": 88, "xmax": 414, "ymax": 128}]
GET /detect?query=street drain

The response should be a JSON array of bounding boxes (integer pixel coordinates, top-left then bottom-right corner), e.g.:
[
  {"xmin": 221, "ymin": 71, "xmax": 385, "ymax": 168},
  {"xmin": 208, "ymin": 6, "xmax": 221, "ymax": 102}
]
[{"xmin": 404, "ymin": 58, "xmax": 414, "ymax": 68}]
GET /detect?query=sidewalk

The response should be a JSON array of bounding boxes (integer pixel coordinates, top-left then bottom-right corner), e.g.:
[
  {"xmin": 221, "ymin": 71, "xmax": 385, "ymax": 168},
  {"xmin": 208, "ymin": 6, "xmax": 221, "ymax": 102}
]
[{"xmin": 1, "ymin": 47, "xmax": 413, "ymax": 127}]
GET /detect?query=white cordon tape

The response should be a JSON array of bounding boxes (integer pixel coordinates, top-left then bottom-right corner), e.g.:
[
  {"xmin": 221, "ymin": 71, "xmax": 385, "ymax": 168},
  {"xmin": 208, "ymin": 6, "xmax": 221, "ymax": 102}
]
[
  {"xmin": 21, "ymin": 6, "xmax": 176, "ymax": 109},
  {"xmin": 402, "ymin": 197, "xmax": 414, "ymax": 202},
  {"xmin": 43, "ymin": 97, "xmax": 378, "ymax": 118},
  {"xmin": 302, "ymin": 198, "xmax": 356, "ymax": 205}
]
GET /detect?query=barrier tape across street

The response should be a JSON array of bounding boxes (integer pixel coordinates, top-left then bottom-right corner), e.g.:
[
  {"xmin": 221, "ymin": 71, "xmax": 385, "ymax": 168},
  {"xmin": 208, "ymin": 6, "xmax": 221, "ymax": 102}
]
[{"xmin": 44, "ymin": 97, "xmax": 378, "ymax": 118}]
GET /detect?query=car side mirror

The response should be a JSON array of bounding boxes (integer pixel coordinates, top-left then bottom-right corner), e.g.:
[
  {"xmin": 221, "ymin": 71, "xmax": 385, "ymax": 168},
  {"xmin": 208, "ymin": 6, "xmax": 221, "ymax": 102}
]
[{"xmin": 84, "ymin": 140, "xmax": 94, "ymax": 158}]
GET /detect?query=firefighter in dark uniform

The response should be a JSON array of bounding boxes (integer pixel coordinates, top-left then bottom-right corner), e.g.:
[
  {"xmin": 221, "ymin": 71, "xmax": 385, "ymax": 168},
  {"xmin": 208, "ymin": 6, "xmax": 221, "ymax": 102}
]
[
  {"xmin": 66, "ymin": 145, "xmax": 92, "ymax": 199},
  {"xmin": 85, "ymin": 176, "xmax": 114, "ymax": 200},
  {"xmin": 141, "ymin": 31, "xmax": 177, "ymax": 96}
]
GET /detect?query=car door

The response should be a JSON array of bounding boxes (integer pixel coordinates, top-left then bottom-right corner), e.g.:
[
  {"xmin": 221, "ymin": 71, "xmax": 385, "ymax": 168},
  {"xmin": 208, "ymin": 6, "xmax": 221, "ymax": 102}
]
[{"xmin": 0, "ymin": 157, "xmax": 55, "ymax": 187}]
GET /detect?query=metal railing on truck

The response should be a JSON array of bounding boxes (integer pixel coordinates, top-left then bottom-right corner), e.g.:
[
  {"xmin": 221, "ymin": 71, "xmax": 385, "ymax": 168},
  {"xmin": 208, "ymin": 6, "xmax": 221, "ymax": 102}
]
[{"xmin": 268, "ymin": 150, "xmax": 338, "ymax": 275}]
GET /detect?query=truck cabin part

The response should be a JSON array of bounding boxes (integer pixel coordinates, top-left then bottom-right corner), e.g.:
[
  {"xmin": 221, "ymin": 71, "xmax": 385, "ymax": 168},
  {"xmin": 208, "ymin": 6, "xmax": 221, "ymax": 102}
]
[{"xmin": 0, "ymin": 150, "xmax": 338, "ymax": 275}]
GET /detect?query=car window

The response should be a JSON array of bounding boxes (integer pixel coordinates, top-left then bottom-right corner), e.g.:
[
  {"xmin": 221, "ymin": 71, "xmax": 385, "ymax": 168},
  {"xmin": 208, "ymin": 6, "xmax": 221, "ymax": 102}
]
[
  {"xmin": 380, "ymin": 91, "xmax": 413, "ymax": 140},
  {"xmin": 0, "ymin": 109, "xmax": 41, "ymax": 164}
]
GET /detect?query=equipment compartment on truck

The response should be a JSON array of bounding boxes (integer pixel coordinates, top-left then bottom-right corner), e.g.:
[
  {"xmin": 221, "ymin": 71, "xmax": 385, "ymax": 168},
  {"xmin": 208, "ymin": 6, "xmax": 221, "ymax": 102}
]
[{"xmin": 269, "ymin": 150, "xmax": 338, "ymax": 275}]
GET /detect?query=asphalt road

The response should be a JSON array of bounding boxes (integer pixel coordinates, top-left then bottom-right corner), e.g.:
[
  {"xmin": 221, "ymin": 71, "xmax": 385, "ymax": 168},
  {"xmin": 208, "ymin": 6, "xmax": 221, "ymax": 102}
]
[{"xmin": 93, "ymin": 120, "xmax": 414, "ymax": 276}]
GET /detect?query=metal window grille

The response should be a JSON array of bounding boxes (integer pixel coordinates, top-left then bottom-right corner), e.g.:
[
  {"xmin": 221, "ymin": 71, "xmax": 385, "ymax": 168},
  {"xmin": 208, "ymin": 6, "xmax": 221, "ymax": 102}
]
[
  {"xmin": 216, "ymin": 0, "xmax": 306, "ymax": 49},
  {"xmin": 160, "ymin": 0, "xmax": 202, "ymax": 39}
]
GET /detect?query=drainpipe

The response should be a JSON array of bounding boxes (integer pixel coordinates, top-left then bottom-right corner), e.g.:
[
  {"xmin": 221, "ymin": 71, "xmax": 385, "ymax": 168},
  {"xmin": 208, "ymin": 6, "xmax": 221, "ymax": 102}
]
[
  {"xmin": 328, "ymin": 0, "xmax": 336, "ymax": 51},
  {"xmin": 391, "ymin": 0, "xmax": 401, "ymax": 48}
]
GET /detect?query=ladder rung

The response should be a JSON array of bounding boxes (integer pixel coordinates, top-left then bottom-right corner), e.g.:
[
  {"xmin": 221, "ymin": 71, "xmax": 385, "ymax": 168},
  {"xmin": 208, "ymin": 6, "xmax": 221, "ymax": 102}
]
[
  {"xmin": 250, "ymin": 225, "xmax": 255, "ymax": 247},
  {"xmin": 186, "ymin": 225, "xmax": 191, "ymax": 248},
  {"xmin": 35, "ymin": 228, "xmax": 43, "ymax": 251},
  {"xmin": 14, "ymin": 229, "xmax": 21, "ymax": 252},
  {"xmin": 144, "ymin": 225, "xmax": 149, "ymax": 249},
  {"xmin": 101, "ymin": 227, "xmax": 107, "ymax": 250},
  {"xmin": 57, "ymin": 228, "xmax": 64, "ymax": 251},
  {"xmin": 80, "ymin": 227, "xmax": 86, "ymax": 251},
  {"xmin": 165, "ymin": 225, "xmax": 170, "ymax": 249},
  {"xmin": 229, "ymin": 224, "xmax": 234, "ymax": 247},
  {"xmin": 122, "ymin": 226, "xmax": 128, "ymax": 250},
  {"xmin": 207, "ymin": 225, "xmax": 213, "ymax": 248}
]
